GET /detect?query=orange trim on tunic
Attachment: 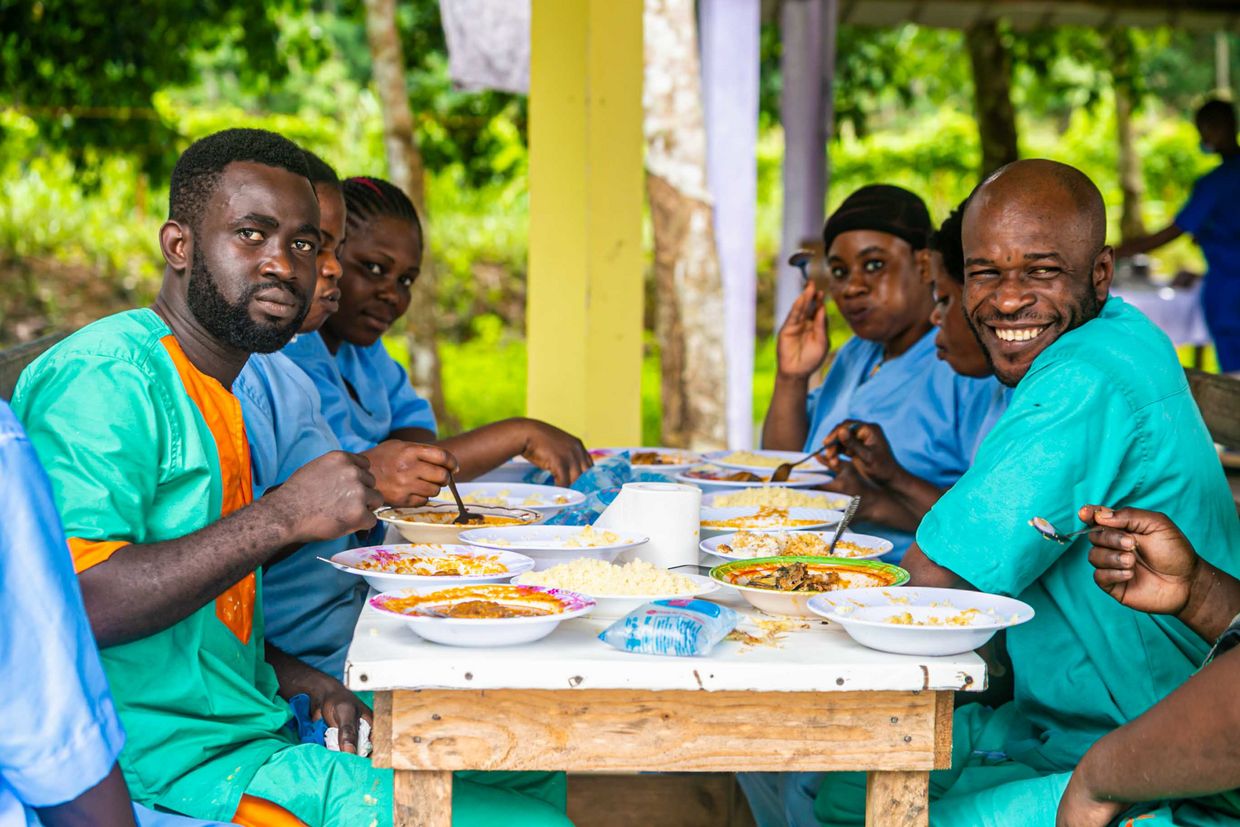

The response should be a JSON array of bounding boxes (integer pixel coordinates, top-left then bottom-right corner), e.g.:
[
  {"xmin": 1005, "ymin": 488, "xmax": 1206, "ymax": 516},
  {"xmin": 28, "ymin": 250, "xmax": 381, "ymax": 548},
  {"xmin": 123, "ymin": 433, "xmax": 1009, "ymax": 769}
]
[
  {"xmin": 232, "ymin": 794, "xmax": 309, "ymax": 827},
  {"xmin": 66, "ymin": 538, "xmax": 131, "ymax": 573},
  {"xmin": 161, "ymin": 335, "xmax": 256, "ymax": 644}
]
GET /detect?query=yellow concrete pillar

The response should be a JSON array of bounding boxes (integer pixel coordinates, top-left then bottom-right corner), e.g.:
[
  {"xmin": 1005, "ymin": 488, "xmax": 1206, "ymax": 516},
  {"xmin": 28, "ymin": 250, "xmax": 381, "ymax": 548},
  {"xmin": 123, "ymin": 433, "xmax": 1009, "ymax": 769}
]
[{"xmin": 526, "ymin": 0, "xmax": 644, "ymax": 446}]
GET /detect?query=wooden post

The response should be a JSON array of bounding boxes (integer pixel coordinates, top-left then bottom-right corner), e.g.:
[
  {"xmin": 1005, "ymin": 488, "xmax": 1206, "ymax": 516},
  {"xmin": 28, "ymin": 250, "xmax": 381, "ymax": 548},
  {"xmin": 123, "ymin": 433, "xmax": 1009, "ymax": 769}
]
[
  {"xmin": 526, "ymin": 0, "xmax": 644, "ymax": 445},
  {"xmin": 865, "ymin": 771, "xmax": 929, "ymax": 827},
  {"xmin": 393, "ymin": 770, "xmax": 453, "ymax": 827},
  {"xmin": 966, "ymin": 19, "xmax": 1019, "ymax": 180}
]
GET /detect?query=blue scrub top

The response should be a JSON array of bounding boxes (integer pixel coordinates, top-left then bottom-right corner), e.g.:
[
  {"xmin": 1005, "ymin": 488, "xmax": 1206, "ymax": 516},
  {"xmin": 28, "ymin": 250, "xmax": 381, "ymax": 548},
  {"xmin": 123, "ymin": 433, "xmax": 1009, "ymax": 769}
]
[
  {"xmin": 233, "ymin": 352, "xmax": 369, "ymax": 680},
  {"xmin": 799, "ymin": 330, "xmax": 1003, "ymax": 555},
  {"xmin": 918, "ymin": 297, "xmax": 1240, "ymax": 772},
  {"xmin": 282, "ymin": 332, "xmax": 437, "ymax": 454},
  {"xmin": 0, "ymin": 401, "xmax": 223, "ymax": 827},
  {"xmin": 1177, "ymin": 155, "xmax": 1240, "ymax": 281}
]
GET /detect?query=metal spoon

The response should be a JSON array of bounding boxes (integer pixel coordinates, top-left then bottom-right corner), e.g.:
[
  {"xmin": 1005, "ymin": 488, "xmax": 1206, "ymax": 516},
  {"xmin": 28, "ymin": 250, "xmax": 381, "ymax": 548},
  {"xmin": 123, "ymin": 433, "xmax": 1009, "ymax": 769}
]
[
  {"xmin": 826, "ymin": 496, "xmax": 861, "ymax": 556},
  {"xmin": 1029, "ymin": 516, "xmax": 1096, "ymax": 545},
  {"xmin": 769, "ymin": 444, "xmax": 831, "ymax": 483},
  {"xmin": 445, "ymin": 470, "xmax": 484, "ymax": 525}
]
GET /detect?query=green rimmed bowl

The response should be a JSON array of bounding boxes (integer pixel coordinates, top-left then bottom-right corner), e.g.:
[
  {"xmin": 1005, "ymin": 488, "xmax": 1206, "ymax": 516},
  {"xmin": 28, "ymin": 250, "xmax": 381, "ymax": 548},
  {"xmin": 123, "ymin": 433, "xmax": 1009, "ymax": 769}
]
[{"xmin": 709, "ymin": 556, "xmax": 909, "ymax": 617}]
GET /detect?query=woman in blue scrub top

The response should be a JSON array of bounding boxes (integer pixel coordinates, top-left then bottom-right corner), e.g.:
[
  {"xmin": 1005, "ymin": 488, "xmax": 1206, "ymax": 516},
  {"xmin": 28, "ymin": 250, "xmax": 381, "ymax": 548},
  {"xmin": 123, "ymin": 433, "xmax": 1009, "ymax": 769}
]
[
  {"xmin": 819, "ymin": 202, "xmax": 1010, "ymax": 531},
  {"xmin": 762, "ymin": 185, "xmax": 998, "ymax": 553},
  {"xmin": 285, "ymin": 176, "xmax": 594, "ymax": 486}
]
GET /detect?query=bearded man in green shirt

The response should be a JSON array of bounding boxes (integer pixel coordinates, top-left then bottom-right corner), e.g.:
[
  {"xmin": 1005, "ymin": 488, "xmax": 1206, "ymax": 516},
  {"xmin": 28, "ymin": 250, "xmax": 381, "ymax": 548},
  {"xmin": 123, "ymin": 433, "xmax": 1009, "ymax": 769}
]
[
  {"xmin": 812, "ymin": 160, "xmax": 1240, "ymax": 826},
  {"xmin": 12, "ymin": 129, "xmax": 571, "ymax": 827}
]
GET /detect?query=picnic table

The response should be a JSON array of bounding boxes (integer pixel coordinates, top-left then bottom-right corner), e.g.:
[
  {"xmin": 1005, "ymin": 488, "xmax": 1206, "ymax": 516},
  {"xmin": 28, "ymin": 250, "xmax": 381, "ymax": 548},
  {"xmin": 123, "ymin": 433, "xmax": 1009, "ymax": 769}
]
[{"xmin": 346, "ymin": 587, "xmax": 986, "ymax": 827}]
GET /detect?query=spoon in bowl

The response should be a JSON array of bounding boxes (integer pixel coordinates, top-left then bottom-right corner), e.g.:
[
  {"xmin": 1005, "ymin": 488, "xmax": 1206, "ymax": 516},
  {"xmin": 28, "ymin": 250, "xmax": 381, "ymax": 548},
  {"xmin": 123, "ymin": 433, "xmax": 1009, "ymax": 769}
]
[{"xmin": 446, "ymin": 470, "xmax": 484, "ymax": 525}]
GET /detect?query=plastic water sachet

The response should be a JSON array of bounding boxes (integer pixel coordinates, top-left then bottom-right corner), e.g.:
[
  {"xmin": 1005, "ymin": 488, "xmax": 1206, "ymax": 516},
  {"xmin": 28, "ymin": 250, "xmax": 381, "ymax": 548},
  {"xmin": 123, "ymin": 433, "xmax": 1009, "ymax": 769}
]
[{"xmin": 599, "ymin": 598, "xmax": 738, "ymax": 657}]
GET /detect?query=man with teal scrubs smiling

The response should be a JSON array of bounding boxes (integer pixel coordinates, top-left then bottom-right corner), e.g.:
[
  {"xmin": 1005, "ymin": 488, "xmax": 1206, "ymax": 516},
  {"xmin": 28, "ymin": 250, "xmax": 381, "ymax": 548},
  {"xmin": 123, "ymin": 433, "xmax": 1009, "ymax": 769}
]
[{"xmin": 814, "ymin": 160, "xmax": 1240, "ymax": 826}]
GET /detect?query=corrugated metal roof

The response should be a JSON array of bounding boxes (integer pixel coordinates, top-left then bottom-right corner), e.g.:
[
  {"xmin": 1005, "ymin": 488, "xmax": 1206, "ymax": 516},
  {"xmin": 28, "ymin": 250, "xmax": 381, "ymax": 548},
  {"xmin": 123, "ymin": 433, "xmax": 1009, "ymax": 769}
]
[{"xmin": 837, "ymin": 0, "xmax": 1240, "ymax": 31}]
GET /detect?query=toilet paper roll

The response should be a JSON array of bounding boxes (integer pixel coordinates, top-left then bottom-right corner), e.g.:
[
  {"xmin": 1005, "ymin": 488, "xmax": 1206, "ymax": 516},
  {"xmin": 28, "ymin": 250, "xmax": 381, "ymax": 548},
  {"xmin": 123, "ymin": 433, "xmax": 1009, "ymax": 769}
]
[{"xmin": 593, "ymin": 482, "xmax": 701, "ymax": 569}]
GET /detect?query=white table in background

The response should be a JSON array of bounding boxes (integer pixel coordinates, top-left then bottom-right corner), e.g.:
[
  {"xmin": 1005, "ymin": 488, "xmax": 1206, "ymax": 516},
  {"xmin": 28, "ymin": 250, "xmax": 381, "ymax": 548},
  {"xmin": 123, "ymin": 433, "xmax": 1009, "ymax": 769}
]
[{"xmin": 346, "ymin": 589, "xmax": 986, "ymax": 827}]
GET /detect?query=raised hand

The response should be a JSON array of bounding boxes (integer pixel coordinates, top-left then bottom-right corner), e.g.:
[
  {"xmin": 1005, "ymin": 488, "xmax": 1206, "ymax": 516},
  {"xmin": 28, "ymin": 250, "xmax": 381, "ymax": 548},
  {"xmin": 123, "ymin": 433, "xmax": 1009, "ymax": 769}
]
[
  {"xmin": 776, "ymin": 283, "xmax": 829, "ymax": 380},
  {"xmin": 363, "ymin": 440, "xmax": 457, "ymax": 507},
  {"xmin": 1079, "ymin": 505, "xmax": 1200, "ymax": 616},
  {"xmin": 266, "ymin": 451, "xmax": 382, "ymax": 543},
  {"xmin": 519, "ymin": 419, "xmax": 592, "ymax": 486}
]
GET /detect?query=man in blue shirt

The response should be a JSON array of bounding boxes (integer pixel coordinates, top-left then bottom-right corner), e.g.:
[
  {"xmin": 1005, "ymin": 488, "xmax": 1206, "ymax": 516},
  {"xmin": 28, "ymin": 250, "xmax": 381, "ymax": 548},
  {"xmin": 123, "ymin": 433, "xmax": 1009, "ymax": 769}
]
[
  {"xmin": 0, "ymin": 399, "xmax": 224, "ymax": 827},
  {"xmin": 1117, "ymin": 98, "xmax": 1240, "ymax": 371}
]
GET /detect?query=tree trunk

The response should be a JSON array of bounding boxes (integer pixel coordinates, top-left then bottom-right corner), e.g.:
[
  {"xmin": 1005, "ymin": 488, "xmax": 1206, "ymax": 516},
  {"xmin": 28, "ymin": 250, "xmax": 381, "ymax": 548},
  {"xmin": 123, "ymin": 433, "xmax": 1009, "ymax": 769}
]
[
  {"xmin": 966, "ymin": 20, "xmax": 1019, "ymax": 180},
  {"xmin": 643, "ymin": 0, "xmax": 728, "ymax": 451},
  {"xmin": 362, "ymin": 0, "xmax": 451, "ymax": 429},
  {"xmin": 1110, "ymin": 30, "xmax": 1147, "ymax": 241}
]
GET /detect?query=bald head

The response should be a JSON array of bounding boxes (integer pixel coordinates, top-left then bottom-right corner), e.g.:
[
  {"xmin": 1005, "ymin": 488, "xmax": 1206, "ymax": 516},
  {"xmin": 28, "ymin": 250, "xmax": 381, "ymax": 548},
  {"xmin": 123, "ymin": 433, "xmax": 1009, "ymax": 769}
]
[{"xmin": 959, "ymin": 159, "xmax": 1113, "ymax": 387}]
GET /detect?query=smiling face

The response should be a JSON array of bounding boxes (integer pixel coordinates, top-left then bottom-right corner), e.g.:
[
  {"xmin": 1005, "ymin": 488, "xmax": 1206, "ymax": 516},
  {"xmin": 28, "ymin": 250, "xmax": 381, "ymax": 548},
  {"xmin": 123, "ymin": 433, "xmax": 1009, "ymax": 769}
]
[
  {"xmin": 299, "ymin": 183, "xmax": 347, "ymax": 333},
  {"xmin": 962, "ymin": 166, "xmax": 1112, "ymax": 386},
  {"xmin": 826, "ymin": 229, "xmax": 935, "ymax": 354},
  {"xmin": 185, "ymin": 161, "xmax": 320, "ymax": 353},
  {"xmin": 322, "ymin": 214, "xmax": 422, "ymax": 349}
]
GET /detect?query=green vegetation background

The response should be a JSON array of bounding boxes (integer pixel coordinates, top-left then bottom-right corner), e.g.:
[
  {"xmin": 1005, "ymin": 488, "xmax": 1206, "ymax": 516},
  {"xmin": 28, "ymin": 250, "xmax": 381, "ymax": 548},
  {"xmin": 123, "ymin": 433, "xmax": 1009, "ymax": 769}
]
[{"xmin": 0, "ymin": 8, "xmax": 1231, "ymax": 443}]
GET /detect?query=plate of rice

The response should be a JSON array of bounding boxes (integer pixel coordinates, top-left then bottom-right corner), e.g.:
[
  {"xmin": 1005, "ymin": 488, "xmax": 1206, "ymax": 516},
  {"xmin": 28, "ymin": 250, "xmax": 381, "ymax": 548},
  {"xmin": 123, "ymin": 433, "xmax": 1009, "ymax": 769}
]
[
  {"xmin": 513, "ymin": 557, "xmax": 718, "ymax": 617},
  {"xmin": 701, "ymin": 449, "xmax": 811, "ymax": 474},
  {"xmin": 701, "ymin": 487, "xmax": 850, "ymax": 511},
  {"xmin": 699, "ymin": 506, "xmax": 842, "ymax": 539},
  {"xmin": 701, "ymin": 530, "xmax": 892, "ymax": 561},
  {"xmin": 459, "ymin": 525, "xmax": 649, "ymax": 570},
  {"xmin": 589, "ymin": 447, "xmax": 703, "ymax": 472},
  {"xmin": 808, "ymin": 587, "xmax": 1035, "ymax": 656},
  {"xmin": 327, "ymin": 544, "xmax": 535, "ymax": 593},
  {"xmin": 676, "ymin": 467, "xmax": 830, "ymax": 493},
  {"xmin": 431, "ymin": 482, "xmax": 585, "ymax": 517}
]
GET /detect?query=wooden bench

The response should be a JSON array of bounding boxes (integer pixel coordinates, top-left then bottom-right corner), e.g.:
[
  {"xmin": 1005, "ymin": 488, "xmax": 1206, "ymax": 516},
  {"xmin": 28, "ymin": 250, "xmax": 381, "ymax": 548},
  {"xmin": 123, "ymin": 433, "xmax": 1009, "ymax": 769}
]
[{"xmin": 0, "ymin": 332, "xmax": 68, "ymax": 401}]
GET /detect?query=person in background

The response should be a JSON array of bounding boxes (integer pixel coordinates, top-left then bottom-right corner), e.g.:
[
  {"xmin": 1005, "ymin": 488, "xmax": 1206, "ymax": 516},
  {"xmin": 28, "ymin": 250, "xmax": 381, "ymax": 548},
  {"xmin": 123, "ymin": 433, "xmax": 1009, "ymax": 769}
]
[
  {"xmin": 0, "ymin": 399, "xmax": 228, "ymax": 827},
  {"xmin": 818, "ymin": 202, "xmax": 1011, "ymax": 530},
  {"xmin": 235, "ymin": 150, "xmax": 456, "ymax": 680},
  {"xmin": 761, "ymin": 185, "xmax": 998, "ymax": 556},
  {"xmin": 1116, "ymin": 98, "xmax": 1240, "ymax": 371},
  {"xmin": 283, "ymin": 176, "xmax": 592, "ymax": 486},
  {"xmin": 1058, "ymin": 505, "xmax": 1240, "ymax": 826},
  {"xmin": 813, "ymin": 159, "xmax": 1240, "ymax": 826}
]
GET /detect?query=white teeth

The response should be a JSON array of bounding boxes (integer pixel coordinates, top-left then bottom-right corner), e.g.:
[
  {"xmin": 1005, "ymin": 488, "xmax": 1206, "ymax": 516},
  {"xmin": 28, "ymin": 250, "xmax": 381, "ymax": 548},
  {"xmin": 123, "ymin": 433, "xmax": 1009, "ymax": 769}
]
[{"xmin": 994, "ymin": 327, "xmax": 1046, "ymax": 342}]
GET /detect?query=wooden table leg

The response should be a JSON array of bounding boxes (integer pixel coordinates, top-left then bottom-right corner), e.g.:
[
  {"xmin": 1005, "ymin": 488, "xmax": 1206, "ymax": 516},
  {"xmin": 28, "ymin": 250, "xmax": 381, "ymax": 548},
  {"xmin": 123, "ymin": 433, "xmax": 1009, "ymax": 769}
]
[
  {"xmin": 865, "ymin": 770, "xmax": 928, "ymax": 827},
  {"xmin": 394, "ymin": 769, "xmax": 453, "ymax": 827}
]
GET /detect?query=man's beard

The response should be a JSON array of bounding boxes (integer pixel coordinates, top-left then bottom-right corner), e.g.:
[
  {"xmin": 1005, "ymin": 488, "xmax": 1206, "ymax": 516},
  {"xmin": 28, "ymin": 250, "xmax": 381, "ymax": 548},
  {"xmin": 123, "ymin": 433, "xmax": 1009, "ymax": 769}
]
[
  {"xmin": 967, "ymin": 283, "xmax": 1104, "ymax": 387},
  {"xmin": 186, "ymin": 245, "xmax": 308, "ymax": 354}
]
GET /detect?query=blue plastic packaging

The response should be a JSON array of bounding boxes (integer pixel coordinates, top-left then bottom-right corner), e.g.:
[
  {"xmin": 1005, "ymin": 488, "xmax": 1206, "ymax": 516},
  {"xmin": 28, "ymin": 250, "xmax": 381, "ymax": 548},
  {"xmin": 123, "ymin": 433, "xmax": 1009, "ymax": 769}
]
[{"xmin": 598, "ymin": 598, "xmax": 739, "ymax": 657}]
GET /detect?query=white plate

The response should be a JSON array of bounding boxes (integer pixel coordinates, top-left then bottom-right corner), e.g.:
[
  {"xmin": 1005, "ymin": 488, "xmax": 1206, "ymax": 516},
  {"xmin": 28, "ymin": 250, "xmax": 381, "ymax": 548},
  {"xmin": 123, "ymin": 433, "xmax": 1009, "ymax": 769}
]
[
  {"xmin": 512, "ymin": 572, "xmax": 719, "ymax": 618},
  {"xmin": 369, "ymin": 584, "xmax": 595, "ymax": 647},
  {"xmin": 700, "ymin": 489, "xmax": 851, "ymax": 511},
  {"xmin": 701, "ymin": 449, "xmax": 811, "ymax": 474},
  {"xmin": 808, "ymin": 587, "xmax": 1036, "ymax": 656},
  {"xmin": 459, "ymin": 525, "xmax": 649, "ymax": 571},
  {"xmin": 326, "ymin": 544, "xmax": 535, "ymax": 594},
  {"xmin": 431, "ymin": 482, "xmax": 585, "ymax": 518},
  {"xmin": 589, "ymin": 446, "xmax": 703, "ymax": 472},
  {"xmin": 676, "ymin": 468, "xmax": 830, "ymax": 493},
  {"xmin": 699, "ymin": 506, "xmax": 842, "ymax": 539},
  {"xmin": 701, "ymin": 531, "xmax": 891, "ymax": 561}
]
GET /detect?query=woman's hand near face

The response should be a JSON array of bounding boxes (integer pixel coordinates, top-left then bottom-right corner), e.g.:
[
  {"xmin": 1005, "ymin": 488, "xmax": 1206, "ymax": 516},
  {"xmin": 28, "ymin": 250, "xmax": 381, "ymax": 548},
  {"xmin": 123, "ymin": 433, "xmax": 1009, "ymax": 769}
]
[{"xmin": 776, "ymin": 284, "xmax": 829, "ymax": 380}]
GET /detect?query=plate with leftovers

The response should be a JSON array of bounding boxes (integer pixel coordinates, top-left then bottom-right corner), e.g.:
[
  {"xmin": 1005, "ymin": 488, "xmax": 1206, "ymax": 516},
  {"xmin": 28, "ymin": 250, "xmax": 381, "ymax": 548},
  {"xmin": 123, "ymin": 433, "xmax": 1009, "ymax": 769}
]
[
  {"xmin": 459, "ymin": 524, "xmax": 649, "ymax": 570},
  {"xmin": 699, "ymin": 506, "xmax": 841, "ymax": 539},
  {"xmin": 701, "ymin": 487, "xmax": 851, "ymax": 511},
  {"xmin": 702, "ymin": 449, "xmax": 813, "ymax": 475},
  {"xmin": 326, "ymin": 544, "xmax": 535, "ymax": 593},
  {"xmin": 369, "ymin": 584, "xmax": 595, "ymax": 647},
  {"xmin": 676, "ymin": 467, "xmax": 830, "ymax": 493},
  {"xmin": 376, "ymin": 503, "xmax": 542, "ymax": 544},
  {"xmin": 808, "ymin": 587, "xmax": 1035, "ymax": 656},
  {"xmin": 589, "ymin": 447, "xmax": 703, "ymax": 472},
  {"xmin": 513, "ymin": 558, "xmax": 718, "ymax": 617},
  {"xmin": 710, "ymin": 556, "xmax": 909, "ymax": 617},
  {"xmin": 431, "ymin": 482, "xmax": 585, "ymax": 518},
  {"xmin": 701, "ymin": 530, "xmax": 891, "ymax": 562}
]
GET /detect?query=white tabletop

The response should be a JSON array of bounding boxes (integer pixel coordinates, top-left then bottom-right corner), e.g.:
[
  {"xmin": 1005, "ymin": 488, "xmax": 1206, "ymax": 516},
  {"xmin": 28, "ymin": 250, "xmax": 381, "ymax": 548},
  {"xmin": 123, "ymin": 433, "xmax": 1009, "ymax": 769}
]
[
  {"xmin": 345, "ymin": 589, "xmax": 986, "ymax": 695},
  {"xmin": 1112, "ymin": 282, "xmax": 1210, "ymax": 347}
]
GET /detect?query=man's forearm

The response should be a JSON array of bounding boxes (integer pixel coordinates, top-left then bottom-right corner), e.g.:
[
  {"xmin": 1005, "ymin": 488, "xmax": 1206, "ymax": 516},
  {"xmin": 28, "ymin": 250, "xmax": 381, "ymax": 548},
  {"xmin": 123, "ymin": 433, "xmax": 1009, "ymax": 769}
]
[
  {"xmin": 80, "ymin": 497, "xmax": 297, "ymax": 647},
  {"xmin": 1177, "ymin": 560, "xmax": 1240, "ymax": 644},
  {"xmin": 36, "ymin": 763, "xmax": 136, "ymax": 827},
  {"xmin": 761, "ymin": 375, "xmax": 811, "ymax": 450},
  {"xmin": 887, "ymin": 469, "xmax": 945, "ymax": 525},
  {"xmin": 1074, "ymin": 649, "xmax": 1240, "ymax": 805},
  {"xmin": 902, "ymin": 544, "xmax": 972, "ymax": 589},
  {"xmin": 435, "ymin": 419, "xmax": 528, "ymax": 481}
]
